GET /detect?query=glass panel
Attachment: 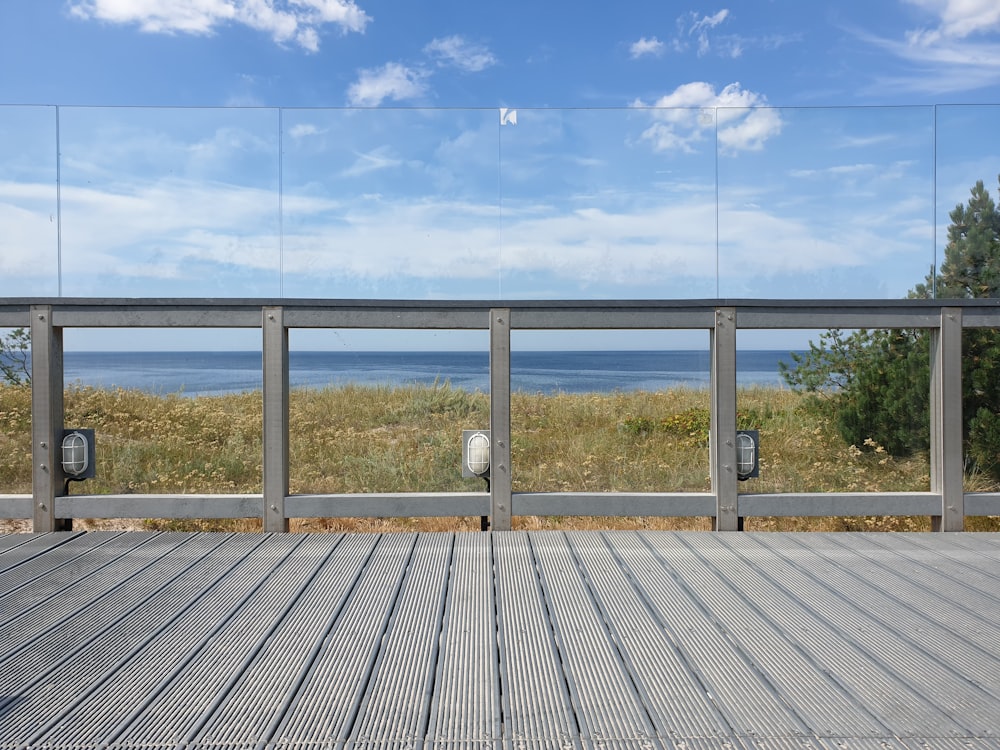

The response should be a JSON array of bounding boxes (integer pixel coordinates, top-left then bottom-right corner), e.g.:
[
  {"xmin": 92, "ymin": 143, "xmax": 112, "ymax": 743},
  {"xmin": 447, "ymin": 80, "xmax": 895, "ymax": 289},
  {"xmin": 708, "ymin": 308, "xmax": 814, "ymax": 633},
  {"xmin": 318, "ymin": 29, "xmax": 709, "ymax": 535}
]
[
  {"xmin": 0, "ymin": 371, "xmax": 31, "ymax": 494},
  {"xmin": 0, "ymin": 105, "xmax": 58, "ymax": 296},
  {"xmin": 718, "ymin": 106, "xmax": 935, "ymax": 298},
  {"xmin": 750, "ymin": 327, "xmax": 932, "ymax": 530},
  {"xmin": 962, "ymin": 327, "xmax": 1000, "ymax": 499},
  {"xmin": 57, "ymin": 330, "xmax": 265, "ymax": 517},
  {"xmin": 510, "ymin": 330, "xmax": 712, "ymax": 528},
  {"xmin": 935, "ymin": 107, "xmax": 1000, "ymax": 505},
  {"xmin": 935, "ymin": 105, "xmax": 1000, "ymax": 291},
  {"xmin": 499, "ymin": 109, "xmax": 717, "ymax": 299},
  {"xmin": 63, "ymin": 328, "xmax": 263, "ymax": 396},
  {"xmin": 281, "ymin": 109, "xmax": 500, "ymax": 299},
  {"xmin": 287, "ymin": 329, "xmax": 489, "ymax": 508},
  {"xmin": 58, "ymin": 107, "xmax": 280, "ymax": 297}
]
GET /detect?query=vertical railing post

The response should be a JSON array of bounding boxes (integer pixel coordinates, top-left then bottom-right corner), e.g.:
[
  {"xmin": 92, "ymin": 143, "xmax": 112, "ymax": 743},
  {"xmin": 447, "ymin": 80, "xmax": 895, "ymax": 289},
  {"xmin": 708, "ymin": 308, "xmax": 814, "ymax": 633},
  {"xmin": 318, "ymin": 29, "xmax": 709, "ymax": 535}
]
[
  {"xmin": 30, "ymin": 305, "xmax": 69, "ymax": 532},
  {"xmin": 931, "ymin": 307, "xmax": 963, "ymax": 531},
  {"xmin": 711, "ymin": 306, "xmax": 739, "ymax": 531},
  {"xmin": 490, "ymin": 308, "xmax": 512, "ymax": 531},
  {"xmin": 263, "ymin": 306, "xmax": 289, "ymax": 532}
]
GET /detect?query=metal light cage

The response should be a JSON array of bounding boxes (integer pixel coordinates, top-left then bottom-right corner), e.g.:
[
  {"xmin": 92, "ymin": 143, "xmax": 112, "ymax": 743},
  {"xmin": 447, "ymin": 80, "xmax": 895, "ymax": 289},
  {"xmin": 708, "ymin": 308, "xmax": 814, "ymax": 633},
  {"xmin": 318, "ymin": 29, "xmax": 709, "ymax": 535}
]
[
  {"xmin": 736, "ymin": 430, "xmax": 759, "ymax": 481},
  {"xmin": 462, "ymin": 430, "xmax": 491, "ymax": 478},
  {"xmin": 61, "ymin": 429, "xmax": 96, "ymax": 480}
]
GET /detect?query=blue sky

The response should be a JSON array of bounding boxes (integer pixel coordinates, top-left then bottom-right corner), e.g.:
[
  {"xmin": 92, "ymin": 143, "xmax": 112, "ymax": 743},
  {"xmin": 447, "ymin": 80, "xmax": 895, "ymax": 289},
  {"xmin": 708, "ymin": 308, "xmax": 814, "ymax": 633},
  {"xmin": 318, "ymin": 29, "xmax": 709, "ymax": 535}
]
[{"xmin": 2, "ymin": 1, "xmax": 1000, "ymax": 350}]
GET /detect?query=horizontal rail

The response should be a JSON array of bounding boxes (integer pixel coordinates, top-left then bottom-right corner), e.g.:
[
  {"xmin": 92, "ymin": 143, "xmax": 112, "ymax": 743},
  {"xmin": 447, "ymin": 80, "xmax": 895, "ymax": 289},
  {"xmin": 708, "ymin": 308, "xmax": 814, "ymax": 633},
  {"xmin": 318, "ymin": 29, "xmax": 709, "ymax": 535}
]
[
  {"xmin": 11, "ymin": 491, "xmax": 1000, "ymax": 522},
  {"xmin": 0, "ymin": 495, "xmax": 31, "ymax": 520},
  {"xmin": 55, "ymin": 494, "xmax": 262, "ymax": 519},
  {"xmin": 739, "ymin": 492, "xmax": 943, "ymax": 517},
  {"xmin": 44, "ymin": 492, "xmax": 491, "ymax": 519},
  {"xmin": 2, "ymin": 298, "xmax": 994, "ymax": 531},
  {"xmin": 513, "ymin": 492, "xmax": 715, "ymax": 517},
  {"xmin": 4, "ymin": 297, "xmax": 1000, "ymax": 329},
  {"xmin": 287, "ymin": 492, "xmax": 489, "ymax": 518},
  {"xmin": 965, "ymin": 492, "xmax": 1000, "ymax": 516}
]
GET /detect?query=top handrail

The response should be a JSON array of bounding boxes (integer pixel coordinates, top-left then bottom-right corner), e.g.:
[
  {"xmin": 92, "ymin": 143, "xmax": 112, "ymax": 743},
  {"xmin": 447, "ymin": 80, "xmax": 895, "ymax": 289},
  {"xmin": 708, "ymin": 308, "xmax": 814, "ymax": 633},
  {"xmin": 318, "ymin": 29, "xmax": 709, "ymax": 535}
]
[{"xmin": 4, "ymin": 297, "xmax": 1000, "ymax": 329}]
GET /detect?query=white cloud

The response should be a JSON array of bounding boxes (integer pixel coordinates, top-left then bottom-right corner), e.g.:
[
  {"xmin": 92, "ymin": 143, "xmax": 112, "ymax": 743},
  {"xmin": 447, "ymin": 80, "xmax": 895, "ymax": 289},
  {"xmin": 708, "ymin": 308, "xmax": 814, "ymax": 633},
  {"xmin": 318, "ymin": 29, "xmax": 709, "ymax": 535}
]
[
  {"xmin": 904, "ymin": 0, "xmax": 1000, "ymax": 42},
  {"xmin": 629, "ymin": 37, "xmax": 665, "ymax": 59},
  {"xmin": 283, "ymin": 201, "xmax": 502, "ymax": 282},
  {"xmin": 789, "ymin": 164, "xmax": 876, "ymax": 178},
  {"xmin": 288, "ymin": 123, "xmax": 323, "ymax": 138},
  {"xmin": 0, "ymin": 168, "xmax": 929, "ymax": 299},
  {"xmin": 0, "ymin": 197, "xmax": 57, "ymax": 280},
  {"xmin": 717, "ymin": 206, "xmax": 867, "ymax": 275},
  {"xmin": 633, "ymin": 82, "xmax": 783, "ymax": 154},
  {"xmin": 346, "ymin": 62, "xmax": 428, "ymax": 106},
  {"xmin": 0, "ymin": 176, "xmax": 285, "ymax": 289},
  {"xmin": 858, "ymin": 29, "xmax": 1000, "ymax": 93},
  {"xmin": 716, "ymin": 107, "xmax": 783, "ymax": 152},
  {"xmin": 345, "ymin": 36, "xmax": 494, "ymax": 110},
  {"xmin": 668, "ymin": 8, "xmax": 794, "ymax": 59},
  {"xmin": 690, "ymin": 8, "xmax": 729, "ymax": 55},
  {"xmin": 424, "ymin": 35, "xmax": 497, "ymax": 72},
  {"xmin": 670, "ymin": 8, "xmax": 743, "ymax": 58},
  {"xmin": 834, "ymin": 133, "xmax": 898, "ymax": 149},
  {"xmin": 498, "ymin": 202, "xmax": 717, "ymax": 286},
  {"xmin": 339, "ymin": 146, "xmax": 404, "ymax": 177},
  {"xmin": 691, "ymin": 9, "xmax": 729, "ymax": 32},
  {"xmin": 295, "ymin": 26, "xmax": 320, "ymax": 52},
  {"xmin": 853, "ymin": 1, "xmax": 1000, "ymax": 94},
  {"xmin": 68, "ymin": 0, "xmax": 370, "ymax": 52}
]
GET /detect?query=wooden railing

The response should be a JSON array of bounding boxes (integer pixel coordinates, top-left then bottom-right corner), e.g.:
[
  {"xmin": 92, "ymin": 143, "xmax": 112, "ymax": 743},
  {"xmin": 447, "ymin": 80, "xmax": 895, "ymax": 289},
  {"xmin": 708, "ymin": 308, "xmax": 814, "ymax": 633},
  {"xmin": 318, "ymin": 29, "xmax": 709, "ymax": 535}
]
[{"xmin": 3, "ymin": 297, "xmax": 999, "ymax": 532}]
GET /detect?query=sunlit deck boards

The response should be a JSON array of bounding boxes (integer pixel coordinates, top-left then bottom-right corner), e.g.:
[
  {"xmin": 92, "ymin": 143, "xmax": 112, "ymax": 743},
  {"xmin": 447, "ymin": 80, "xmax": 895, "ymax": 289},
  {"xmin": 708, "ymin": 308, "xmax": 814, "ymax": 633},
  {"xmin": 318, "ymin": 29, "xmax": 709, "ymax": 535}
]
[{"xmin": 1, "ymin": 531, "xmax": 999, "ymax": 749}]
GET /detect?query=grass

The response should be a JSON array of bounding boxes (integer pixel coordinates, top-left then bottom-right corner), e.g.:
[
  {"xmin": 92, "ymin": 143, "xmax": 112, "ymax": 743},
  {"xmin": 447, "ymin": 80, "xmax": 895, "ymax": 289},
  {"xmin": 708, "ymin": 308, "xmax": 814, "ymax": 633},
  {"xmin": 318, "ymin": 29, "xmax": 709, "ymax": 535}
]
[{"xmin": 1, "ymin": 381, "xmax": 998, "ymax": 533}]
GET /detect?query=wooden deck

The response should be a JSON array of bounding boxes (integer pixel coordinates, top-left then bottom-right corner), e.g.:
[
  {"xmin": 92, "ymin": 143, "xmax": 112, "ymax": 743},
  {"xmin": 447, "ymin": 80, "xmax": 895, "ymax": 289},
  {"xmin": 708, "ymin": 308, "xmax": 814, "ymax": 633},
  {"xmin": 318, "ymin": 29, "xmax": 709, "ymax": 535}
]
[{"xmin": 1, "ymin": 530, "xmax": 999, "ymax": 749}]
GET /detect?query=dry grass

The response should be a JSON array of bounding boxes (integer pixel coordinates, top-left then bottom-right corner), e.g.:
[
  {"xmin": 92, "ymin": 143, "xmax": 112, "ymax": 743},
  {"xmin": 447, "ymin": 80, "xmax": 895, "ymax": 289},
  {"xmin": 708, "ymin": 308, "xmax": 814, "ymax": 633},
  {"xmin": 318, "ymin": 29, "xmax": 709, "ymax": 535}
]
[{"xmin": 1, "ymin": 381, "xmax": 998, "ymax": 533}]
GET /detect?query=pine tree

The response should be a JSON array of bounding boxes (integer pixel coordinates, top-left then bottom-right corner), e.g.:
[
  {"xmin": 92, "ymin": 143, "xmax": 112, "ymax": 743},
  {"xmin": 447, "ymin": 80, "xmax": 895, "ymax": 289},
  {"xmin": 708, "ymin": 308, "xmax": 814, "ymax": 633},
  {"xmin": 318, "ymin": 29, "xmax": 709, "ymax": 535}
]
[
  {"xmin": 936, "ymin": 179, "xmax": 1000, "ymax": 475},
  {"xmin": 782, "ymin": 175, "xmax": 1000, "ymax": 477}
]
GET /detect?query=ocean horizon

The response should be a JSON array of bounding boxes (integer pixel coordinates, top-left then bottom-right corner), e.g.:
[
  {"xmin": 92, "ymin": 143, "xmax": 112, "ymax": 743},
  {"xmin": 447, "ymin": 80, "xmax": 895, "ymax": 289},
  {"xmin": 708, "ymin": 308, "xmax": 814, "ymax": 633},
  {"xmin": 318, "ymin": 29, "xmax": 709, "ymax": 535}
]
[{"xmin": 57, "ymin": 350, "xmax": 800, "ymax": 397}]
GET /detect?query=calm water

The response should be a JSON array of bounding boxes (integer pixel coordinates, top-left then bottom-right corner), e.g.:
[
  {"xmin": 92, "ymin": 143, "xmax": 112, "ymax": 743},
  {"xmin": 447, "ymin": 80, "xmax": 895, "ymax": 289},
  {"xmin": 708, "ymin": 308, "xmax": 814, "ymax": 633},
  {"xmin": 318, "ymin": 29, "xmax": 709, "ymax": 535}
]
[{"xmin": 58, "ymin": 350, "xmax": 798, "ymax": 397}]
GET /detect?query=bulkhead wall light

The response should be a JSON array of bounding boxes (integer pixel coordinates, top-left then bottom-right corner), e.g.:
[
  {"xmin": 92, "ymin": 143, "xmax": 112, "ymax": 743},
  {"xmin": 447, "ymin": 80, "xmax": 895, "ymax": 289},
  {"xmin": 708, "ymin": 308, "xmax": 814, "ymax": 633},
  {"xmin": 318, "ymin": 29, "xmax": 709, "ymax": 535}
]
[
  {"xmin": 462, "ymin": 430, "xmax": 491, "ymax": 478},
  {"xmin": 736, "ymin": 429, "xmax": 759, "ymax": 481},
  {"xmin": 61, "ymin": 429, "xmax": 96, "ymax": 480}
]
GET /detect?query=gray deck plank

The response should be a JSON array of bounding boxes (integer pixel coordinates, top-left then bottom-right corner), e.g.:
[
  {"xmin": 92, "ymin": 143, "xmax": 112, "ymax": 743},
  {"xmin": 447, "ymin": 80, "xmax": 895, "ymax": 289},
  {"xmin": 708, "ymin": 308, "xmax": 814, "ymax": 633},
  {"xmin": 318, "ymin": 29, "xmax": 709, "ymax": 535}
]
[
  {"xmin": 426, "ymin": 532, "xmax": 502, "ymax": 750},
  {"xmin": 616, "ymin": 536, "xmax": 885, "ymax": 739},
  {"xmin": 0, "ymin": 533, "xmax": 267, "ymax": 746},
  {"xmin": 347, "ymin": 533, "xmax": 454, "ymax": 750},
  {"xmin": 722, "ymin": 533, "xmax": 1000, "ymax": 740},
  {"xmin": 658, "ymin": 532, "xmax": 890, "ymax": 740},
  {"xmin": 796, "ymin": 533, "xmax": 1000, "ymax": 654},
  {"xmin": 567, "ymin": 531, "xmax": 732, "ymax": 745},
  {"xmin": 617, "ymin": 532, "xmax": 813, "ymax": 742},
  {"xmin": 777, "ymin": 533, "xmax": 1000, "ymax": 690},
  {"xmin": 0, "ymin": 530, "xmax": 103, "ymax": 588},
  {"xmin": 673, "ymin": 532, "xmax": 963, "ymax": 742},
  {"xmin": 0, "ymin": 531, "xmax": 170, "ymax": 631},
  {"xmin": 529, "ymin": 532, "xmax": 660, "ymax": 747},
  {"xmin": 493, "ymin": 531, "xmax": 581, "ymax": 750},
  {"xmin": 185, "ymin": 533, "xmax": 379, "ymax": 749},
  {"xmin": 41, "ymin": 534, "xmax": 332, "ymax": 748},
  {"xmin": 0, "ymin": 531, "xmax": 997, "ymax": 750},
  {"xmin": 0, "ymin": 531, "xmax": 75, "ymax": 557},
  {"xmin": 267, "ymin": 533, "xmax": 417, "ymax": 747},
  {"xmin": 864, "ymin": 533, "xmax": 1000, "ymax": 607},
  {"xmin": 0, "ymin": 533, "xmax": 229, "ymax": 664}
]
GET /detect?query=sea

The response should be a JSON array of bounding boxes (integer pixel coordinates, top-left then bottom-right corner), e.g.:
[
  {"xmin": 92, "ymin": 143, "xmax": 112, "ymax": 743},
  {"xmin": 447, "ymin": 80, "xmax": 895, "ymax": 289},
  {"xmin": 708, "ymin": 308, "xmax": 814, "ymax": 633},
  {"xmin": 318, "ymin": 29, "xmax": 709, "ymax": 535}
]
[{"xmin": 58, "ymin": 350, "xmax": 799, "ymax": 397}]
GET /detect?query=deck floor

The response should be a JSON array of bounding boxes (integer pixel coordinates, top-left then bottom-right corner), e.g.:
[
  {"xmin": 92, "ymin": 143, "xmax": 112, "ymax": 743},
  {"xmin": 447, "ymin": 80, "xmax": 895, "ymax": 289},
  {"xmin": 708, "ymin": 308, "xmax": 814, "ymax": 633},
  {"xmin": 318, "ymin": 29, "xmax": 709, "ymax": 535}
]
[{"xmin": 1, "ymin": 530, "xmax": 999, "ymax": 749}]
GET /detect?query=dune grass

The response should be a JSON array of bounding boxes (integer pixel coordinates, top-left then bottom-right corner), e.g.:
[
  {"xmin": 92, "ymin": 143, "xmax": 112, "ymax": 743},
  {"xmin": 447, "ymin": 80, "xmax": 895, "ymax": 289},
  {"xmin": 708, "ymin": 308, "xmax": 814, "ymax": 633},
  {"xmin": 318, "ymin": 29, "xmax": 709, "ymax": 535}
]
[{"xmin": 1, "ymin": 381, "xmax": 998, "ymax": 532}]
